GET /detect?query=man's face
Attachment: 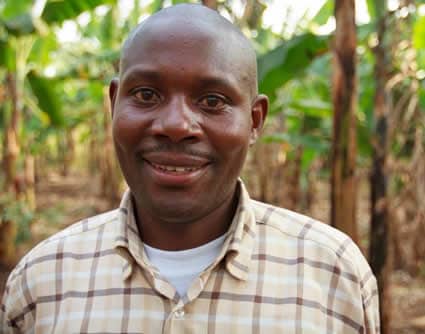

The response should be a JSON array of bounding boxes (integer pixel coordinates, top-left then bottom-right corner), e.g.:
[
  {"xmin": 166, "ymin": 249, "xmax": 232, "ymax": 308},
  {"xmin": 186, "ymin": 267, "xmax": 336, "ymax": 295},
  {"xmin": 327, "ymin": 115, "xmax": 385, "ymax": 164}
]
[{"xmin": 110, "ymin": 19, "xmax": 266, "ymax": 224}]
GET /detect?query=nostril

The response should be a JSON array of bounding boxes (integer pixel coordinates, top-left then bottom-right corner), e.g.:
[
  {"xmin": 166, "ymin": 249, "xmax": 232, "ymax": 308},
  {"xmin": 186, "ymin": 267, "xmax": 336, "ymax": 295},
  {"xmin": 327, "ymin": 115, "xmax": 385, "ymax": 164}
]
[
  {"xmin": 151, "ymin": 114, "xmax": 201, "ymax": 142},
  {"xmin": 154, "ymin": 133, "xmax": 199, "ymax": 144},
  {"xmin": 185, "ymin": 135, "xmax": 199, "ymax": 141},
  {"xmin": 149, "ymin": 97, "xmax": 203, "ymax": 142}
]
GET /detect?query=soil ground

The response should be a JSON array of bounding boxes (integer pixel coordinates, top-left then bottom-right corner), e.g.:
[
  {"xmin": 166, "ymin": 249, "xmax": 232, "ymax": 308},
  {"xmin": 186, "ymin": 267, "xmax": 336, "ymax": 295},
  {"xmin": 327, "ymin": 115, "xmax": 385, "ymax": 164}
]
[{"xmin": 1, "ymin": 172, "xmax": 424, "ymax": 333}]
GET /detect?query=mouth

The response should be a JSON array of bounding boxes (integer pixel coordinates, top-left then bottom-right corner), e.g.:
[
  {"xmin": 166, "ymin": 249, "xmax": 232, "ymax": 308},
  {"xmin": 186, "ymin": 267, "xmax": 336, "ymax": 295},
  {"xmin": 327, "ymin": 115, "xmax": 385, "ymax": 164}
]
[
  {"xmin": 141, "ymin": 152, "xmax": 211, "ymax": 186},
  {"xmin": 147, "ymin": 161, "xmax": 205, "ymax": 174}
]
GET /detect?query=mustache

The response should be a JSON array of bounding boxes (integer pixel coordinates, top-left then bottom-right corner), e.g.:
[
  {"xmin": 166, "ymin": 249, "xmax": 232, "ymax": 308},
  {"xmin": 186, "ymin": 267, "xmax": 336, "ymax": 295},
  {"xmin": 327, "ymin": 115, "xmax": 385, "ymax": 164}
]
[{"xmin": 135, "ymin": 143, "xmax": 215, "ymax": 161}]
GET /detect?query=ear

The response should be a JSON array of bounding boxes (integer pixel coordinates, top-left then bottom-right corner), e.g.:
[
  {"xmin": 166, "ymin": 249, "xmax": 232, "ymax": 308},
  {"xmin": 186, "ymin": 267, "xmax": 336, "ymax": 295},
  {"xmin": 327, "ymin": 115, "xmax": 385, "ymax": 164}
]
[
  {"xmin": 250, "ymin": 94, "xmax": 268, "ymax": 145},
  {"xmin": 109, "ymin": 78, "xmax": 119, "ymax": 118}
]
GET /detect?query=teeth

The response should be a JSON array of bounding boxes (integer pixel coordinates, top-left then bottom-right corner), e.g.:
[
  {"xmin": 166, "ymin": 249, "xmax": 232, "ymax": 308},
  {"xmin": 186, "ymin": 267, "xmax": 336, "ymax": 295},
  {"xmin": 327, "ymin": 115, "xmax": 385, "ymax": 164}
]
[{"xmin": 150, "ymin": 162, "xmax": 200, "ymax": 173}]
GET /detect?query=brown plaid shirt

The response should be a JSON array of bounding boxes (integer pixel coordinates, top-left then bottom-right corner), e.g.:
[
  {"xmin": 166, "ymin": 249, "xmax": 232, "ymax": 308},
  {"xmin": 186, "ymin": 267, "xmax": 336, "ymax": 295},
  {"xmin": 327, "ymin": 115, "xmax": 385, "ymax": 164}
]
[{"xmin": 1, "ymin": 181, "xmax": 380, "ymax": 333}]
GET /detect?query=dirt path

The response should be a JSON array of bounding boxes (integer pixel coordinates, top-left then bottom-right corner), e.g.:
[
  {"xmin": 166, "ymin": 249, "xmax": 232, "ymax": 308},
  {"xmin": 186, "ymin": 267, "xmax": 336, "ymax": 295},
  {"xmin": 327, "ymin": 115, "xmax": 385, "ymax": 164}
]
[{"xmin": 391, "ymin": 272, "xmax": 425, "ymax": 333}]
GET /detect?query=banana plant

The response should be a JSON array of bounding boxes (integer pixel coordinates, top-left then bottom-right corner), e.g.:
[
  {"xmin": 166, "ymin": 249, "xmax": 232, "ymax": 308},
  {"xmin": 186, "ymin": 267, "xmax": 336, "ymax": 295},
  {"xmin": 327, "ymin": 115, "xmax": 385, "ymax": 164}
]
[{"xmin": 0, "ymin": 0, "xmax": 117, "ymax": 266}]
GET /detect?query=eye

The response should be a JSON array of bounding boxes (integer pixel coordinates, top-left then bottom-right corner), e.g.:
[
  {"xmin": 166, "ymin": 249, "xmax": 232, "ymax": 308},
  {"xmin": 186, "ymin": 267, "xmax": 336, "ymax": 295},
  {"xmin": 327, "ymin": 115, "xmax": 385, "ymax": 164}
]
[
  {"xmin": 131, "ymin": 88, "xmax": 161, "ymax": 106},
  {"xmin": 198, "ymin": 94, "xmax": 228, "ymax": 110}
]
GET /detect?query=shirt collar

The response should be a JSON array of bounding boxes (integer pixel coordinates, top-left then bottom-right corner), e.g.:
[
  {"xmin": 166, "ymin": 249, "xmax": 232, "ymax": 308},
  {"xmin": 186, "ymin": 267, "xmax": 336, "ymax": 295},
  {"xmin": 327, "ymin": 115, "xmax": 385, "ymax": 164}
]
[
  {"xmin": 113, "ymin": 179, "xmax": 256, "ymax": 282},
  {"xmin": 221, "ymin": 180, "xmax": 256, "ymax": 281},
  {"xmin": 113, "ymin": 191, "xmax": 153, "ymax": 281}
]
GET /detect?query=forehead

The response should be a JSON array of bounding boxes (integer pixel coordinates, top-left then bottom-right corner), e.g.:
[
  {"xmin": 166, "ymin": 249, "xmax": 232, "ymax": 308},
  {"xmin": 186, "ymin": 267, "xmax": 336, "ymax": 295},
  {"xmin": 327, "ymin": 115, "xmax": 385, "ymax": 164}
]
[{"xmin": 120, "ymin": 17, "xmax": 254, "ymax": 91}]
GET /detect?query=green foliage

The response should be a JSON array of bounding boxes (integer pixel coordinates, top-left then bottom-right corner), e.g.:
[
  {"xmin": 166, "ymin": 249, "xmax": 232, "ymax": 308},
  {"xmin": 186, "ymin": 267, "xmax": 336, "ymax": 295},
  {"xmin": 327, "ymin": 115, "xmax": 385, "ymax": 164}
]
[
  {"xmin": 419, "ymin": 84, "xmax": 425, "ymax": 110},
  {"xmin": 288, "ymin": 99, "xmax": 332, "ymax": 118},
  {"xmin": 0, "ymin": 2, "xmax": 37, "ymax": 37},
  {"xmin": 0, "ymin": 0, "xmax": 117, "ymax": 36},
  {"xmin": 27, "ymin": 71, "xmax": 65, "ymax": 126},
  {"xmin": 261, "ymin": 51, "xmax": 334, "ymax": 176},
  {"xmin": 365, "ymin": 0, "xmax": 376, "ymax": 20},
  {"xmin": 37, "ymin": 204, "xmax": 67, "ymax": 233},
  {"xmin": 0, "ymin": 0, "xmax": 33, "ymax": 19},
  {"xmin": 357, "ymin": 23, "xmax": 375, "ymax": 44},
  {"xmin": 253, "ymin": 28, "xmax": 285, "ymax": 56},
  {"xmin": 0, "ymin": 0, "xmax": 118, "ymax": 147},
  {"xmin": 28, "ymin": 33, "xmax": 58, "ymax": 67},
  {"xmin": 263, "ymin": 132, "xmax": 329, "ymax": 152},
  {"xmin": 0, "ymin": 38, "xmax": 15, "ymax": 70},
  {"xmin": 100, "ymin": 8, "xmax": 115, "ymax": 49},
  {"xmin": 312, "ymin": 0, "xmax": 333, "ymax": 26},
  {"xmin": 148, "ymin": 0, "xmax": 166, "ymax": 13},
  {"xmin": 0, "ymin": 194, "xmax": 33, "ymax": 244},
  {"xmin": 2, "ymin": 13, "xmax": 36, "ymax": 36},
  {"xmin": 41, "ymin": 0, "xmax": 117, "ymax": 25},
  {"xmin": 172, "ymin": 0, "xmax": 193, "ymax": 4},
  {"xmin": 0, "ymin": 193, "xmax": 68, "ymax": 245},
  {"xmin": 413, "ymin": 15, "xmax": 425, "ymax": 49},
  {"xmin": 258, "ymin": 33, "xmax": 330, "ymax": 101},
  {"xmin": 357, "ymin": 48, "xmax": 376, "ymax": 158}
]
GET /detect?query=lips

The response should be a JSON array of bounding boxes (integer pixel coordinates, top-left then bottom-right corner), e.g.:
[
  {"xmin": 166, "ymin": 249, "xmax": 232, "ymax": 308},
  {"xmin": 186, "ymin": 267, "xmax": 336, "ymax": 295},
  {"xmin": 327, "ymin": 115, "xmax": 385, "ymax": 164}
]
[
  {"xmin": 148, "ymin": 161, "xmax": 203, "ymax": 174},
  {"xmin": 141, "ymin": 151, "xmax": 211, "ymax": 185}
]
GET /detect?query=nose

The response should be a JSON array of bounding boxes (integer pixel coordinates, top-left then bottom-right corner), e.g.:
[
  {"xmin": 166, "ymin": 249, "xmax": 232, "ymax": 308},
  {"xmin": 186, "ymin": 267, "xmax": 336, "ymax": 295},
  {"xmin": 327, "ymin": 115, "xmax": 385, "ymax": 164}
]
[{"xmin": 151, "ymin": 96, "xmax": 201, "ymax": 142}]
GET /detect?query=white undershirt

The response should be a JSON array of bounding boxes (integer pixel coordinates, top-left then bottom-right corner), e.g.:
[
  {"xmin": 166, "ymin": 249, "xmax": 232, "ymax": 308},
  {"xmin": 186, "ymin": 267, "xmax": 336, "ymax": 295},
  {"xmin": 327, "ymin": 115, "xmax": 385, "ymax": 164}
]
[{"xmin": 144, "ymin": 234, "xmax": 226, "ymax": 297}]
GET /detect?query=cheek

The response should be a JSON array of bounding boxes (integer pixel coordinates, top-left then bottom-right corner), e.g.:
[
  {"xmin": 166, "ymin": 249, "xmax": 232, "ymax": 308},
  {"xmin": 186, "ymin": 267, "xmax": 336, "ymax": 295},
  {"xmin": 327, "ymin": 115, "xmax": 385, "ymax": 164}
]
[
  {"xmin": 112, "ymin": 109, "xmax": 148, "ymax": 148},
  {"xmin": 207, "ymin": 117, "xmax": 252, "ymax": 159},
  {"xmin": 216, "ymin": 115, "xmax": 252, "ymax": 146}
]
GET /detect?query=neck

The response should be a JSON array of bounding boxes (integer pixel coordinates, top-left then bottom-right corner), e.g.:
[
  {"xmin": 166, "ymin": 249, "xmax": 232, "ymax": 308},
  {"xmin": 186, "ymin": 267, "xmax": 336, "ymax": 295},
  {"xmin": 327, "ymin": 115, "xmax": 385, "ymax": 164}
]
[{"xmin": 133, "ymin": 187, "xmax": 239, "ymax": 251}]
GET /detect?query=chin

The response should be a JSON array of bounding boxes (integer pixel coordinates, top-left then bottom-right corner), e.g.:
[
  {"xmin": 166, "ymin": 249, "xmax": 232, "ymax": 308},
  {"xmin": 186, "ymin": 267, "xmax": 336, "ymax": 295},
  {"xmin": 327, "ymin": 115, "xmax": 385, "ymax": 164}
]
[{"xmin": 152, "ymin": 202, "xmax": 205, "ymax": 224}]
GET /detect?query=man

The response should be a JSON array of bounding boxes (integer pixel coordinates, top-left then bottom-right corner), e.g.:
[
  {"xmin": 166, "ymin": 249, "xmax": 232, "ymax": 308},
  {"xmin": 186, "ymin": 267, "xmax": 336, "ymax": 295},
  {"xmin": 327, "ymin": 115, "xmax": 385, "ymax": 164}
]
[{"xmin": 1, "ymin": 4, "xmax": 379, "ymax": 333}]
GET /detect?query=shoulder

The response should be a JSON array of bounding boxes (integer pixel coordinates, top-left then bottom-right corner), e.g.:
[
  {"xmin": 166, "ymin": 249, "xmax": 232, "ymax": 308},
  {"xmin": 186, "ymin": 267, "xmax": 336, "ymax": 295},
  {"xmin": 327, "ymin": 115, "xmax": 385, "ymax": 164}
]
[
  {"xmin": 249, "ymin": 199, "xmax": 375, "ymax": 289},
  {"xmin": 246, "ymin": 200, "xmax": 380, "ymax": 332},
  {"xmin": 250, "ymin": 199, "xmax": 352, "ymax": 252},
  {"xmin": 1, "ymin": 209, "xmax": 121, "ymax": 330},
  {"xmin": 22, "ymin": 209, "xmax": 118, "ymax": 264},
  {"xmin": 5, "ymin": 208, "xmax": 121, "ymax": 293}
]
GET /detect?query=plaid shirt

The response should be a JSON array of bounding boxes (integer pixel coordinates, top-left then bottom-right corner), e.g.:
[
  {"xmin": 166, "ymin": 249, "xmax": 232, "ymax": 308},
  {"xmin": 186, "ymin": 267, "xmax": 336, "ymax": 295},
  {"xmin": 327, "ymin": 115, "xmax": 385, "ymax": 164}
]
[{"xmin": 1, "ymin": 181, "xmax": 380, "ymax": 333}]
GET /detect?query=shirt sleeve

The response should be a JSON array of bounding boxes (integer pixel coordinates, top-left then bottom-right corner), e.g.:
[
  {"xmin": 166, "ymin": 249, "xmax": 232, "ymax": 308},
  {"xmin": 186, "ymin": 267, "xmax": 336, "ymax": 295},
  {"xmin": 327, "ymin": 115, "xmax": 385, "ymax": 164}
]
[
  {"xmin": 341, "ymin": 238, "xmax": 380, "ymax": 334},
  {"xmin": 1, "ymin": 263, "xmax": 34, "ymax": 334},
  {"xmin": 0, "ymin": 289, "xmax": 11, "ymax": 333},
  {"xmin": 361, "ymin": 271, "xmax": 380, "ymax": 333}
]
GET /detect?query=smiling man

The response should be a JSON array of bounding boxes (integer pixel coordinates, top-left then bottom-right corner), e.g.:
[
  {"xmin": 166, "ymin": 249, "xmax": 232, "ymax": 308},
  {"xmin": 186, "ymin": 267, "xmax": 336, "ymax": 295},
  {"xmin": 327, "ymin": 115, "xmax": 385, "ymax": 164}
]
[
  {"xmin": 110, "ymin": 9, "xmax": 264, "ymax": 251},
  {"xmin": 1, "ymin": 4, "xmax": 380, "ymax": 334}
]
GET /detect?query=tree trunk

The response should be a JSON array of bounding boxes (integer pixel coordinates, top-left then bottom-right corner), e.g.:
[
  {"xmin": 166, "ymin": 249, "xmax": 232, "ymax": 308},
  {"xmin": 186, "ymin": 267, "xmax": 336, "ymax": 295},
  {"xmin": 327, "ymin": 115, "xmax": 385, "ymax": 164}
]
[
  {"xmin": 0, "ymin": 72, "xmax": 21, "ymax": 266},
  {"xmin": 331, "ymin": 0, "xmax": 358, "ymax": 243},
  {"xmin": 88, "ymin": 117, "xmax": 100, "ymax": 176},
  {"xmin": 412, "ymin": 127, "xmax": 425, "ymax": 273},
  {"xmin": 304, "ymin": 158, "xmax": 321, "ymax": 213},
  {"xmin": 3, "ymin": 72, "xmax": 20, "ymax": 193},
  {"xmin": 241, "ymin": 0, "xmax": 266, "ymax": 29},
  {"xmin": 286, "ymin": 146, "xmax": 303, "ymax": 211},
  {"xmin": 0, "ymin": 220, "xmax": 18, "ymax": 267},
  {"xmin": 24, "ymin": 154, "xmax": 36, "ymax": 210},
  {"xmin": 61, "ymin": 130, "xmax": 75, "ymax": 177},
  {"xmin": 369, "ymin": 4, "xmax": 391, "ymax": 333}
]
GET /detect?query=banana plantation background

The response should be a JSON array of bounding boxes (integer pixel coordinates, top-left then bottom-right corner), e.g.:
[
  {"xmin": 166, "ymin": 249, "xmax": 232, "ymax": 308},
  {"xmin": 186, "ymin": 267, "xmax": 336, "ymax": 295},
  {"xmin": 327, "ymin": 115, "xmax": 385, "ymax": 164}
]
[{"xmin": 0, "ymin": 0, "xmax": 424, "ymax": 333}]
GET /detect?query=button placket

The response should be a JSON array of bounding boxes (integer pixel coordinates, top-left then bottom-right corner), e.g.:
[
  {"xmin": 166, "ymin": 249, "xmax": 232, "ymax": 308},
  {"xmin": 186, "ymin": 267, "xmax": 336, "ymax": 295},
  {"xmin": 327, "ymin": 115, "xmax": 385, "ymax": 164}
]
[{"xmin": 174, "ymin": 308, "xmax": 185, "ymax": 319}]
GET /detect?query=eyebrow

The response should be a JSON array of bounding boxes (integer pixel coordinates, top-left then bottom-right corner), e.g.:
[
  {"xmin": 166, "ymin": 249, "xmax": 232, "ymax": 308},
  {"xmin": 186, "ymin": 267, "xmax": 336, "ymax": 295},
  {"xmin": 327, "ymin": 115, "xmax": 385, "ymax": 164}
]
[
  {"xmin": 120, "ymin": 68, "xmax": 162, "ymax": 86},
  {"xmin": 120, "ymin": 67, "xmax": 243, "ymax": 97},
  {"xmin": 196, "ymin": 76, "xmax": 241, "ymax": 93}
]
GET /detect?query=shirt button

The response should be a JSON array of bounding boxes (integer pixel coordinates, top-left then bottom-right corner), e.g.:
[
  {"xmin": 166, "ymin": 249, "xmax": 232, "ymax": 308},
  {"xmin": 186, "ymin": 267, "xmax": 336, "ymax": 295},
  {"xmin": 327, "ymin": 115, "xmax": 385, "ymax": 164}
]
[{"xmin": 174, "ymin": 308, "xmax": 185, "ymax": 319}]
